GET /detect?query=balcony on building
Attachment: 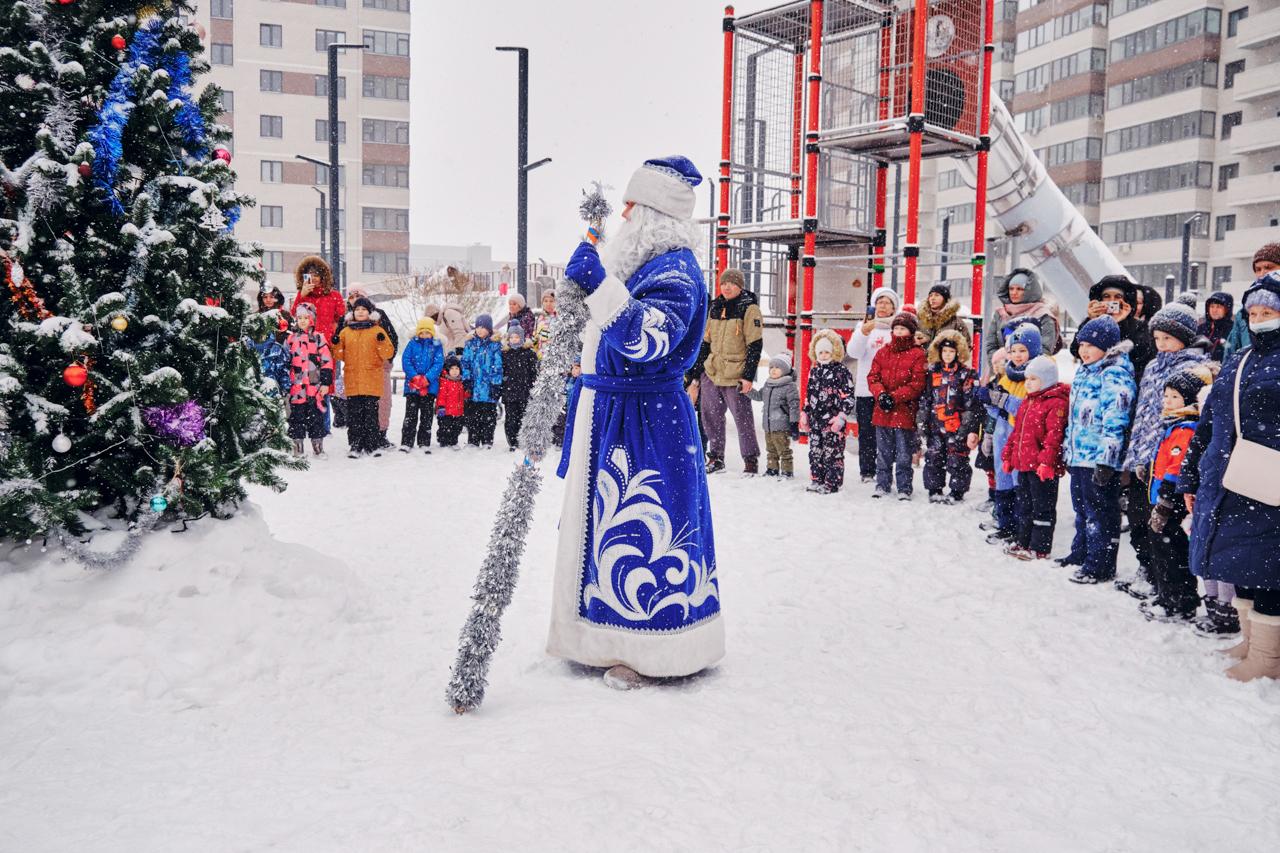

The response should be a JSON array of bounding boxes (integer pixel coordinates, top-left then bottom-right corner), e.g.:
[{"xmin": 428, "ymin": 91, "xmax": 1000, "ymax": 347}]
[
  {"xmin": 1222, "ymin": 170, "xmax": 1280, "ymax": 209},
  {"xmin": 1233, "ymin": 62, "xmax": 1280, "ymax": 102},
  {"xmin": 1236, "ymin": 5, "xmax": 1280, "ymax": 51},
  {"xmin": 1229, "ymin": 116, "xmax": 1280, "ymax": 156},
  {"xmin": 1223, "ymin": 225, "xmax": 1280, "ymax": 260}
]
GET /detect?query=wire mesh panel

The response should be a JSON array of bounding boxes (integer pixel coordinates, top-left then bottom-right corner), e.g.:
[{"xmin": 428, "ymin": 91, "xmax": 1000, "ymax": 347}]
[
  {"xmin": 821, "ymin": 0, "xmax": 988, "ymax": 157},
  {"xmin": 730, "ymin": 24, "xmax": 802, "ymax": 232},
  {"xmin": 818, "ymin": 148, "xmax": 877, "ymax": 237}
]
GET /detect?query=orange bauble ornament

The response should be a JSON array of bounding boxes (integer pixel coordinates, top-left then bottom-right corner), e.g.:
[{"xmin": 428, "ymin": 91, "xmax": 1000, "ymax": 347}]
[{"xmin": 63, "ymin": 364, "xmax": 88, "ymax": 387}]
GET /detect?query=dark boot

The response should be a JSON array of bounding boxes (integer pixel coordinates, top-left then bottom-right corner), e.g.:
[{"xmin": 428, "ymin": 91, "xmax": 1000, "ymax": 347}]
[
  {"xmin": 1193, "ymin": 597, "xmax": 1241, "ymax": 637},
  {"xmin": 742, "ymin": 456, "xmax": 758, "ymax": 476},
  {"xmin": 705, "ymin": 454, "xmax": 725, "ymax": 474},
  {"xmin": 311, "ymin": 438, "xmax": 326, "ymax": 458},
  {"xmin": 292, "ymin": 438, "xmax": 305, "ymax": 456}
]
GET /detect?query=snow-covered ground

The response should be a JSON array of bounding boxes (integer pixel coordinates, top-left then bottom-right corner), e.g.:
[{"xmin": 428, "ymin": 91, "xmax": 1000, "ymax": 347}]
[{"xmin": 4, "ymin": 394, "xmax": 1280, "ymax": 851}]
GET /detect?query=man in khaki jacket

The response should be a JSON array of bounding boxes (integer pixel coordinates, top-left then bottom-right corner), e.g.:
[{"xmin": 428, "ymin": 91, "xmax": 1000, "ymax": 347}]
[{"xmin": 689, "ymin": 269, "xmax": 763, "ymax": 474}]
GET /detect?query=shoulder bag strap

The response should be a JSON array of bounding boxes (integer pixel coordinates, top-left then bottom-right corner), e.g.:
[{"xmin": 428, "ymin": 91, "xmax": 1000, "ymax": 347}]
[{"xmin": 1232, "ymin": 349, "xmax": 1251, "ymax": 441}]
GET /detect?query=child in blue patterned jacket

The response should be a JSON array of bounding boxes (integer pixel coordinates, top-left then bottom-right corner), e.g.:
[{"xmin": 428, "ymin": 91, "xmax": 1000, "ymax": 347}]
[
  {"xmin": 1061, "ymin": 316, "xmax": 1137, "ymax": 585},
  {"xmin": 461, "ymin": 313, "xmax": 504, "ymax": 447}
]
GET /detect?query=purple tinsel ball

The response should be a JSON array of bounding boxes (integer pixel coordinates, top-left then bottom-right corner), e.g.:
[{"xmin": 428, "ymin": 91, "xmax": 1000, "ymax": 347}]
[{"xmin": 142, "ymin": 401, "xmax": 207, "ymax": 447}]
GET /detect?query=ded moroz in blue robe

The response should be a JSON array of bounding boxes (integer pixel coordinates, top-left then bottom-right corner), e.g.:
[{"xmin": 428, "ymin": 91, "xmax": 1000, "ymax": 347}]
[{"xmin": 547, "ymin": 247, "xmax": 724, "ymax": 677}]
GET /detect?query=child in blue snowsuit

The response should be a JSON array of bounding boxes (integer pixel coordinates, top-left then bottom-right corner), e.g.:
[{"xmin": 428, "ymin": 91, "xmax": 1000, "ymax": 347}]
[
  {"xmin": 251, "ymin": 330, "xmax": 292, "ymax": 399},
  {"xmin": 461, "ymin": 313, "xmax": 504, "ymax": 447},
  {"xmin": 400, "ymin": 317, "xmax": 445, "ymax": 452}
]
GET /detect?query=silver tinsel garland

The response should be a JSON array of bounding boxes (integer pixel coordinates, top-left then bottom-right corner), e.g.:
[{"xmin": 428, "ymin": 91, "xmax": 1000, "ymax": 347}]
[
  {"xmin": 445, "ymin": 279, "xmax": 589, "ymax": 714},
  {"xmin": 447, "ymin": 188, "xmax": 605, "ymax": 714}
]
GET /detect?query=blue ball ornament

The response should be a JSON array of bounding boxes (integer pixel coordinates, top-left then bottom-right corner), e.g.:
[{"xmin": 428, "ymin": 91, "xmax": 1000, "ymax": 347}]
[{"xmin": 149, "ymin": 495, "xmax": 168, "ymax": 513}]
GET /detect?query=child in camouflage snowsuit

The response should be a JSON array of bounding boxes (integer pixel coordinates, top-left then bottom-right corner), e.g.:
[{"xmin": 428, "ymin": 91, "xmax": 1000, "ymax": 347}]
[
  {"xmin": 802, "ymin": 330, "xmax": 856, "ymax": 494},
  {"xmin": 919, "ymin": 329, "xmax": 980, "ymax": 503}
]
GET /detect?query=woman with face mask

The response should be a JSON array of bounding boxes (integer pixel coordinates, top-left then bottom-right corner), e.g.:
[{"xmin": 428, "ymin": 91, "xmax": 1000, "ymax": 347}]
[{"xmin": 1177, "ymin": 271, "xmax": 1280, "ymax": 681}]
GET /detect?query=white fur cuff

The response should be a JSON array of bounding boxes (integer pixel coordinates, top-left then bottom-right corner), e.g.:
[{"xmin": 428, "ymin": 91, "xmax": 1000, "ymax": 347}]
[
  {"xmin": 624, "ymin": 166, "xmax": 696, "ymax": 220},
  {"xmin": 586, "ymin": 275, "xmax": 631, "ymax": 329}
]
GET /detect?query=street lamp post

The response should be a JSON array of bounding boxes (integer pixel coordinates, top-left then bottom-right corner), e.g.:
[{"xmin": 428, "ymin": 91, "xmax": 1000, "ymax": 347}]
[
  {"xmin": 326, "ymin": 41, "xmax": 367, "ymax": 293},
  {"xmin": 497, "ymin": 46, "xmax": 551, "ymax": 300}
]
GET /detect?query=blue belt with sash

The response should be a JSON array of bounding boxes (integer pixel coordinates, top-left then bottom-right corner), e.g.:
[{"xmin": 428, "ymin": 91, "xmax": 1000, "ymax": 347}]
[{"xmin": 556, "ymin": 371, "xmax": 686, "ymax": 479}]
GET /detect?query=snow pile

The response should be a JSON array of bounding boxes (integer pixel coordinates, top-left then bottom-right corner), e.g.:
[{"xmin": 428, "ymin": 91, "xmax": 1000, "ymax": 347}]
[{"xmin": 2, "ymin": 396, "xmax": 1280, "ymax": 850}]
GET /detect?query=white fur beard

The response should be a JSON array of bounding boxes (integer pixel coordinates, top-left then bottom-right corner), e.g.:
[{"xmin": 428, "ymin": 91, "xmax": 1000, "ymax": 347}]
[{"xmin": 600, "ymin": 204, "xmax": 704, "ymax": 285}]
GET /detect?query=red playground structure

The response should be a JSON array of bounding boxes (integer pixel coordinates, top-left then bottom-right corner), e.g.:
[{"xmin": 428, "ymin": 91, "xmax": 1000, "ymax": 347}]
[{"xmin": 716, "ymin": 0, "xmax": 996, "ymax": 394}]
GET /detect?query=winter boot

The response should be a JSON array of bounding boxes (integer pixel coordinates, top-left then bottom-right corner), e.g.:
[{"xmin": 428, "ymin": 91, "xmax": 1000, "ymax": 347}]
[
  {"xmin": 978, "ymin": 519, "xmax": 1001, "ymax": 532},
  {"xmin": 603, "ymin": 665, "xmax": 646, "ymax": 690},
  {"xmin": 1226, "ymin": 612, "xmax": 1280, "ymax": 682},
  {"xmin": 1115, "ymin": 574, "xmax": 1154, "ymax": 600},
  {"xmin": 897, "ymin": 492, "xmax": 912, "ymax": 502},
  {"xmin": 742, "ymin": 457, "xmax": 758, "ymax": 477},
  {"xmin": 985, "ymin": 530, "xmax": 1013, "ymax": 545},
  {"xmin": 1193, "ymin": 597, "xmax": 1241, "ymax": 637},
  {"xmin": 311, "ymin": 439, "xmax": 326, "ymax": 458},
  {"xmin": 1003, "ymin": 542, "xmax": 1033, "ymax": 560},
  {"xmin": 292, "ymin": 439, "xmax": 305, "ymax": 456},
  {"xmin": 1053, "ymin": 553, "xmax": 1084, "ymax": 568},
  {"xmin": 705, "ymin": 454, "xmax": 725, "ymax": 475},
  {"xmin": 764, "ymin": 468, "xmax": 779, "ymax": 477},
  {"xmin": 1223, "ymin": 598, "xmax": 1254, "ymax": 659},
  {"xmin": 1140, "ymin": 598, "xmax": 1195, "ymax": 624},
  {"xmin": 928, "ymin": 492, "xmax": 945, "ymax": 504},
  {"xmin": 806, "ymin": 482, "xmax": 834, "ymax": 494},
  {"xmin": 1069, "ymin": 567, "xmax": 1114, "ymax": 585},
  {"xmin": 399, "ymin": 445, "xmax": 413, "ymax": 453},
  {"xmin": 781, "ymin": 470, "xmax": 794, "ymax": 479},
  {"xmin": 422, "ymin": 446, "xmax": 433, "ymax": 455},
  {"xmin": 872, "ymin": 488, "xmax": 889, "ymax": 499}
]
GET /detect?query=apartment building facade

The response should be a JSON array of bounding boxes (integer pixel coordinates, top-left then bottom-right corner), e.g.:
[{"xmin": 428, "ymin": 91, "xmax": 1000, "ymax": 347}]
[
  {"xmin": 199, "ymin": 0, "xmax": 411, "ymax": 292},
  {"xmin": 924, "ymin": 0, "xmax": 1278, "ymax": 310}
]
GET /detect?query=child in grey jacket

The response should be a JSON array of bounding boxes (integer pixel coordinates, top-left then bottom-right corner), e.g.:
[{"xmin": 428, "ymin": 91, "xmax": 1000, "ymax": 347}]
[{"xmin": 749, "ymin": 354, "xmax": 801, "ymax": 477}]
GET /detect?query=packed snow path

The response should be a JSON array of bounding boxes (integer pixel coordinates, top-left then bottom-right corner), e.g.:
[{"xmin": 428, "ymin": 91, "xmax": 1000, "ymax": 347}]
[{"xmin": 4, "ymin": 401, "xmax": 1280, "ymax": 850}]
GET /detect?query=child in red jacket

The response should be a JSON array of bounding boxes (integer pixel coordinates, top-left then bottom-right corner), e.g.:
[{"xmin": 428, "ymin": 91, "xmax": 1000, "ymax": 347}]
[
  {"xmin": 1002, "ymin": 355, "xmax": 1070, "ymax": 560},
  {"xmin": 867, "ymin": 312, "xmax": 927, "ymax": 500},
  {"xmin": 435, "ymin": 355, "xmax": 467, "ymax": 448}
]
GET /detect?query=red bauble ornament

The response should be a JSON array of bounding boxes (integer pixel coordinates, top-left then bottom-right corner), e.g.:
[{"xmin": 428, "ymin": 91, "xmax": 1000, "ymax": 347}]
[
  {"xmin": 213, "ymin": 148, "xmax": 232, "ymax": 164},
  {"xmin": 57, "ymin": 0, "xmax": 74, "ymax": 5},
  {"xmin": 78, "ymin": 162, "xmax": 92, "ymax": 177},
  {"xmin": 204, "ymin": 296, "xmax": 221, "ymax": 307},
  {"xmin": 277, "ymin": 317, "xmax": 289, "ymax": 332},
  {"xmin": 63, "ymin": 364, "xmax": 88, "ymax": 387},
  {"xmin": 111, "ymin": 34, "xmax": 126, "ymax": 50}
]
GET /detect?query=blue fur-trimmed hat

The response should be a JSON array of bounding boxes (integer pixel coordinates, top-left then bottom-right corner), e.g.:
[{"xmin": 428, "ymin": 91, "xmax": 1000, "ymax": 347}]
[{"xmin": 624, "ymin": 156, "xmax": 703, "ymax": 220}]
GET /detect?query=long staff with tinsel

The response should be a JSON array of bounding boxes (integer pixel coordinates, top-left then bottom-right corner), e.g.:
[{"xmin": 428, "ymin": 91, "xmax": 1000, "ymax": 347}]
[{"xmin": 446, "ymin": 185, "xmax": 612, "ymax": 714}]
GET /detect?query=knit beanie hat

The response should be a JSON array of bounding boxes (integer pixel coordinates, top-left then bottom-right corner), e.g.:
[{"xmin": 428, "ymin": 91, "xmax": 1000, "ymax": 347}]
[
  {"xmin": 508, "ymin": 292, "xmax": 526, "ymax": 308},
  {"xmin": 474, "ymin": 313, "xmax": 494, "ymax": 333},
  {"xmin": 443, "ymin": 354, "xmax": 461, "ymax": 373},
  {"xmin": 293, "ymin": 302, "xmax": 316, "ymax": 321},
  {"xmin": 351, "ymin": 297, "xmax": 376, "ymax": 314},
  {"xmin": 1006, "ymin": 322, "xmax": 1043, "ymax": 359},
  {"xmin": 891, "ymin": 311, "xmax": 919, "ymax": 334},
  {"xmin": 1175, "ymin": 292, "xmax": 1198, "ymax": 309},
  {"xmin": 928, "ymin": 283, "xmax": 952, "ymax": 303},
  {"xmin": 720, "ymin": 268, "xmax": 746, "ymax": 290},
  {"xmin": 1076, "ymin": 315, "xmax": 1121, "ymax": 351},
  {"xmin": 1244, "ymin": 273, "xmax": 1280, "ymax": 312},
  {"xmin": 768, "ymin": 352, "xmax": 792, "ymax": 373},
  {"xmin": 1025, "ymin": 355, "xmax": 1059, "ymax": 388},
  {"xmin": 870, "ymin": 286, "xmax": 900, "ymax": 312},
  {"xmin": 938, "ymin": 336, "xmax": 959, "ymax": 354},
  {"xmin": 415, "ymin": 317, "xmax": 436, "ymax": 337},
  {"xmin": 1253, "ymin": 242, "xmax": 1280, "ymax": 270},
  {"xmin": 1164, "ymin": 368, "xmax": 1209, "ymax": 408},
  {"xmin": 506, "ymin": 324, "xmax": 526, "ymax": 345},
  {"xmin": 1148, "ymin": 303, "xmax": 1199, "ymax": 345}
]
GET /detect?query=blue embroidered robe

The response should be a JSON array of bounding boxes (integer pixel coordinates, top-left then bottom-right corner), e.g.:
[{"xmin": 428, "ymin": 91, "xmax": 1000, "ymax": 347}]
[{"xmin": 547, "ymin": 247, "xmax": 724, "ymax": 676}]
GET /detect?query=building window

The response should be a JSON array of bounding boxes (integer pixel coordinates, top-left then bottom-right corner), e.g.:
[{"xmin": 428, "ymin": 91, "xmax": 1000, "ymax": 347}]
[
  {"xmin": 1111, "ymin": 0, "xmax": 1156, "ymax": 16},
  {"xmin": 211, "ymin": 0, "xmax": 233, "ymax": 18},
  {"xmin": 365, "ymin": 0, "xmax": 411, "ymax": 8},
  {"xmin": 261, "ymin": 206, "xmax": 284, "ymax": 228},
  {"xmin": 362, "ymin": 207, "xmax": 410, "ymax": 231},
  {"xmin": 1215, "ymin": 214, "xmax": 1236, "ymax": 241},
  {"xmin": 362, "ymin": 75, "xmax": 410, "ymax": 100},
  {"xmin": 314, "ymin": 75, "xmax": 347, "ymax": 98},
  {"xmin": 1107, "ymin": 60, "xmax": 1217, "ymax": 108},
  {"xmin": 259, "ymin": 114, "xmax": 283, "ymax": 138},
  {"xmin": 1015, "ymin": 48, "xmax": 1107, "ymax": 94},
  {"xmin": 1213, "ymin": 265, "xmax": 1234, "ymax": 286},
  {"xmin": 1105, "ymin": 111, "xmax": 1215, "ymax": 154},
  {"xmin": 995, "ymin": 0, "xmax": 1018, "ymax": 20},
  {"xmin": 259, "ymin": 69, "xmax": 283, "ymax": 92},
  {"xmin": 316, "ymin": 0, "xmax": 346, "ymax": 6},
  {"xmin": 362, "ymin": 118, "xmax": 410, "ymax": 144},
  {"xmin": 363, "ymin": 252, "xmax": 410, "ymax": 274},
  {"xmin": 260, "ymin": 160, "xmax": 283, "ymax": 183},
  {"xmin": 259, "ymin": 24, "xmax": 283, "ymax": 48},
  {"xmin": 1109, "ymin": 9, "xmax": 1222, "ymax": 63},
  {"xmin": 362, "ymin": 29, "xmax": 410, "ymax": 56},
  {"xmin": 263, "ymin": 251, "xmax": 284, "ymax": 272},
  {"xmin": 937, "ymin": 169, "xmax": 966, "ymax": 191},
  {"xmin": 937, "ymin": 203, "xmax": 975, "ymax": 225},
  {"xmin": 1227, "ymin": 7, "xmax": 1249, "ymax": 37},
  {"xmin": 313, "ymin": 164, "xmax": 346, "ymax": 186},
  {"xmin": 1035, "ymin": 137, "xmax": 1103, "ymax": 167},
  {"xmin": 997, "ymin": 79, "xmax": 1015, "ymax": 102},
  {"xmin": 1224, "ymin": 59, "xmax": 1246, "ymax": 89},
  {"xmin": 1099, "ymin": 211, "xmax": 1209, "ymax": 243},
  {"xmin": 1103, "ymin": 161, "xmax": 1213, "ymax": 200},
  {"xmin": 211, "ymin": 43, "xmax": 233, "ymax": 65},
  {"xmin": 1061, "ymin": 182, "xmax": 1101, "ymax": 205},
  {"xmin": 362, "ymin": 164, "xmax": 410, "ymax": 187},
  {"xmin": 315, "ymin": 120, "xmax": 347, "ymax": 143},
  {"xmin": 315, "ymin": 29, "xmax": 346, "ymax": 52},
  {"xmin": 1218, "ymin": 162, "xmax": 1240, "ymax": 191},
  {"xmin": 315, "ymin": 208, "xmax": 346, "ymax": 230},
  {"xmin": 219, "ymin": 90, "xmax": 234, "ymax": 113},
  {"xmin": 1221, "ymin": 111, "xmax": 1243, "ymax": 139},
  {"xmin": 1016, "ymin": 4, "xmax": 1107, "ymax": 52}
]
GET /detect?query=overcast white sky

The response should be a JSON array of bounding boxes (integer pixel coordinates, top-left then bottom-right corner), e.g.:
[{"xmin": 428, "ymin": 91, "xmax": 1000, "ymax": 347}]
[{"xmin": 410, "ymin": 1, "xmax": 729, "ymax": 265}]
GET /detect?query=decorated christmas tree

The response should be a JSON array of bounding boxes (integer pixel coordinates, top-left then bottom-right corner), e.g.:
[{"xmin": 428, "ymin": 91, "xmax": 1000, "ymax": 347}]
[{"xmin": 0, "ymin": 0, "xmax": 300, "ymax": 544}]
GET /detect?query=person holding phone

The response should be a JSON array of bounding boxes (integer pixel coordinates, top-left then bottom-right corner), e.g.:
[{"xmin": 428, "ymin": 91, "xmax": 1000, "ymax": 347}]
[{"xmin": 1071, "ymin": 275, "xmax": 1157, "ymax": 385}]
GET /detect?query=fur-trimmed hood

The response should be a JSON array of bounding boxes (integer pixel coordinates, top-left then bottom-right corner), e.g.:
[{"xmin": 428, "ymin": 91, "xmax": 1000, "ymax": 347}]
[
  {"xmin": 295, "ymin": 255, "xmax": 335, "ymax": 293},
  {"xmin": 927, "ymin": 328, "xmax": 971, "ymax": 365},
  {"xmin": 998, "ymin": 268, "xmax": 1044, "ymax": 305},
  {"xmin": 809, "ymin": 328, "xmax": 846, "ymax": 362}
]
